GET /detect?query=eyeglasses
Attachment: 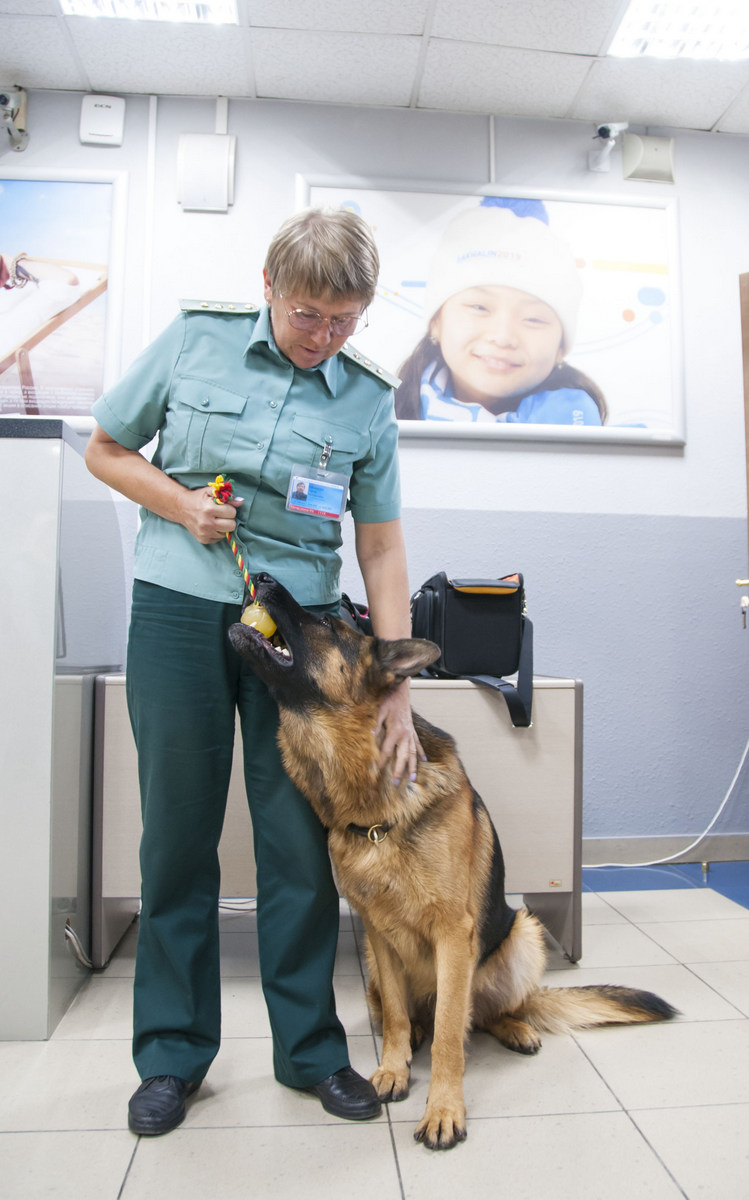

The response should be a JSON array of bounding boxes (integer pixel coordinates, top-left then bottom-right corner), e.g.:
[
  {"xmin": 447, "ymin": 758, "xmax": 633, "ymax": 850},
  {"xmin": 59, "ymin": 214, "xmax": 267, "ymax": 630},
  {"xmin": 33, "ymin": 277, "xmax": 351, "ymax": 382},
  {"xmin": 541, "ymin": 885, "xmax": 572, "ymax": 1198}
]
[{"xmin": 279, "ymin": 295, "xmax": 368, "ymax": 339}]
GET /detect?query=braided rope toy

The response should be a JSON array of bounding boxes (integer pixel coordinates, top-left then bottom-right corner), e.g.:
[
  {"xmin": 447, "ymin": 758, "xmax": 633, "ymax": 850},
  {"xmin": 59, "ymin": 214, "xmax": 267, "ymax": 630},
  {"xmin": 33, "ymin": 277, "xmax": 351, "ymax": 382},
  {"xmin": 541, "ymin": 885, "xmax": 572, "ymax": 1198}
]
[{"xmin": 208, "ymin": 474, "xmax": 277, "ymax": 637}]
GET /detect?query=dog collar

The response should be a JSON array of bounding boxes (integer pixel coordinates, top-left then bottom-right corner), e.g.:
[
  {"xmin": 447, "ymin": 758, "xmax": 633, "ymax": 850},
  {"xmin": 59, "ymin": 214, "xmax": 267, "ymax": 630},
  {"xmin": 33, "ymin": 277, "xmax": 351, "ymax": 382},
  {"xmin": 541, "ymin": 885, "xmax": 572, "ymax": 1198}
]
[{"xmin": 347, "ymin": 822, "xmax": 392, "ymax": 844}]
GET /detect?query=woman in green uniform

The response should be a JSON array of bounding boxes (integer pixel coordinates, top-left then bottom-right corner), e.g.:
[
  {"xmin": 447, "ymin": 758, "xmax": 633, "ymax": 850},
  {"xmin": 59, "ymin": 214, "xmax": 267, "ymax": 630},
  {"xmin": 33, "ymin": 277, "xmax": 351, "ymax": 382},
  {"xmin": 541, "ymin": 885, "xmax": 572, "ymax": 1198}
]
[{"xmin": 85, "ymin": 208, "xmax": 420, "ymax": 1136}]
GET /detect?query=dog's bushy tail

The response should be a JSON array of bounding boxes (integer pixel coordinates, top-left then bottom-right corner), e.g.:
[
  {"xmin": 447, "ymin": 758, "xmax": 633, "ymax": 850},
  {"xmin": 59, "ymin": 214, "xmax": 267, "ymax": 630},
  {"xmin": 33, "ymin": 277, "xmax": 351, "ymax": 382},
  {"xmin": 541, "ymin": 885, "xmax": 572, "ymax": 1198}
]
[{"xmin": 519, "ymin": 984, "xmax": 678, "ymax": 1034}]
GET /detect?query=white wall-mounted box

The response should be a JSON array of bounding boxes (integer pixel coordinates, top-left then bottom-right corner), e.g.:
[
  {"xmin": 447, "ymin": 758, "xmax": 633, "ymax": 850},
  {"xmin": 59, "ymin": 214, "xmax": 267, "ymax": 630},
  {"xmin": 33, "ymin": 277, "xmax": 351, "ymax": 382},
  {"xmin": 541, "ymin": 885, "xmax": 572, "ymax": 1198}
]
[{"xmin": 79, "ymin": 94, "xmax": 126, "ymax": 146}]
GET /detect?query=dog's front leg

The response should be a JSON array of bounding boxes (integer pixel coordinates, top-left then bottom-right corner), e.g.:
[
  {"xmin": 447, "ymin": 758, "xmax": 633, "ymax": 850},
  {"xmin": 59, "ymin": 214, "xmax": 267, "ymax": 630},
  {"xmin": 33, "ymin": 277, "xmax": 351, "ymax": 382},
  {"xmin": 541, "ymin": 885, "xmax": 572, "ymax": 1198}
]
[
  {"xmin": 415, "ymin": 921, "xmax": 475, "ymax": 1150},
  {"xmin": 366, "ymin": 928, "xmax": 413, "ymax": 1102}
]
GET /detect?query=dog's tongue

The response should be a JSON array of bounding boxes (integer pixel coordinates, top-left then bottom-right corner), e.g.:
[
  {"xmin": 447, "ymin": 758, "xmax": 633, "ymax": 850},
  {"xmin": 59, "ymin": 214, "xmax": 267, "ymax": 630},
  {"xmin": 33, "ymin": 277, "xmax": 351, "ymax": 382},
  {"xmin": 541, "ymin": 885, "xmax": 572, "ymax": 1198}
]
[{"xmin": 240, "ymin": 603, "xmax": 277, "ymax": 638}]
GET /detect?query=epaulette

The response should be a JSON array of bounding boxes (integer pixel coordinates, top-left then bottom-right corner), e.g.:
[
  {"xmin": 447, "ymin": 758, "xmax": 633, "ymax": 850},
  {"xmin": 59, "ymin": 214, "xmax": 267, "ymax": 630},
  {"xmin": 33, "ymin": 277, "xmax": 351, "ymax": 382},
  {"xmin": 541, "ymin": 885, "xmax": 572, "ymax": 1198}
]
[
  {"xmin": 180, "ymin": 300, "xmax": 260, "ymax": 314},
  {"xmin": 340, "ymin": 342, "xmax": 400, "ymax": 389}
]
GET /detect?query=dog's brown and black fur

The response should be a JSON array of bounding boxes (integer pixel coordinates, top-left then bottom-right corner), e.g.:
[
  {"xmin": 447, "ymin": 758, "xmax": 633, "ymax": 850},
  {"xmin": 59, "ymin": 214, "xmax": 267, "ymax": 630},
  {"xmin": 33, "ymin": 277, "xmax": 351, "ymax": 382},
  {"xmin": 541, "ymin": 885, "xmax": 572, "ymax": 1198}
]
[{"xmin": 229, "ymin": 574, "xmax": 677, "ymax": 1150}]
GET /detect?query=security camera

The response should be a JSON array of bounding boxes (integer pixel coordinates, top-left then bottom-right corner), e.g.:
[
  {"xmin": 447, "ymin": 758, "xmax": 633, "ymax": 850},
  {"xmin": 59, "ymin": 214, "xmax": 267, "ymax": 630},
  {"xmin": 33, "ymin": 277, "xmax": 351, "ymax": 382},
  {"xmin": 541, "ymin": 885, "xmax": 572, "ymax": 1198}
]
[
  {"xmin": 595, "ymin": 122, "xmax": 629, "ymax": 140},
  {"xmin": 0, "ymin": 88, "xmax": 23, "ymax": 115},
  {"xmin": 588, "ymin": 120, "xmax": 629, "ymax": 172},
  {"xmin": 0, "ymin": 87, "xmax": 29, "ymax": 152}
]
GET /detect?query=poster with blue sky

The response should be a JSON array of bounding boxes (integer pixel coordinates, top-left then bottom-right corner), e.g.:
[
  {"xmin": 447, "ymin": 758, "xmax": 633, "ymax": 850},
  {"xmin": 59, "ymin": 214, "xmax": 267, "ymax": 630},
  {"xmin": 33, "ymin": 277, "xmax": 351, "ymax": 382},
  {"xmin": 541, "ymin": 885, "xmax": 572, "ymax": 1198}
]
[{"xmin": 0, "ymin": 175, "xmax": 115, "ymax": 416}]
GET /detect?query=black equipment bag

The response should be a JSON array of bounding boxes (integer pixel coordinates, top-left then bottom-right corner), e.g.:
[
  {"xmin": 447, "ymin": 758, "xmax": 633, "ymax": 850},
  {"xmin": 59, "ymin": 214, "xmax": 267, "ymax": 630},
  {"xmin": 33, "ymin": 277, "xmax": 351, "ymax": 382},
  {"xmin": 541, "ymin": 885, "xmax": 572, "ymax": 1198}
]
[{"xmin": 410, "ymin": 572, "xmax": 533, "ymax": 727}]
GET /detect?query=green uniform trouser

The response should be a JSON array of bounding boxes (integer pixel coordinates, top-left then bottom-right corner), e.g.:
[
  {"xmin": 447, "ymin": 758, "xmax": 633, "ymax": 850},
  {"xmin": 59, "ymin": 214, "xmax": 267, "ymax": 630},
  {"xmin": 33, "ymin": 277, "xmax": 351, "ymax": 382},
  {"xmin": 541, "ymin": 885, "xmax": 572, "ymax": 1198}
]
[{"xmin": 126, "ymin": 580, "xmax": 349, "ymax": 1087}]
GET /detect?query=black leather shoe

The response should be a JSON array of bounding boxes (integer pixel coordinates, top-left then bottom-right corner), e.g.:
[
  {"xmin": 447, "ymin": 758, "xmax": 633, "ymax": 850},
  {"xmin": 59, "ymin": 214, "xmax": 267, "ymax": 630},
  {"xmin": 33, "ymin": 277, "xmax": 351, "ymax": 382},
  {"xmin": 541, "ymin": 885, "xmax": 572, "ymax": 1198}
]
[
  {"xmin": 128, "ymin": 1075, "xmax": 200, "ymax": 1136},
  {"xmin": 305, "ymin": 1066, "xmax": 382, "ymax": 1121}
]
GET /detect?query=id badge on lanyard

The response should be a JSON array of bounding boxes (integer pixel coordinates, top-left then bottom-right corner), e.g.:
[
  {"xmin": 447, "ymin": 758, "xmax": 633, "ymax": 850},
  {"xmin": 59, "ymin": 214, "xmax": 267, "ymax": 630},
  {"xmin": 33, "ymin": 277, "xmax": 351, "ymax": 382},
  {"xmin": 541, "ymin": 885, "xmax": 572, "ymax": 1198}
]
[{"xmin": 285, "ymin": 437, "xmax": 348, "ymax": 521}]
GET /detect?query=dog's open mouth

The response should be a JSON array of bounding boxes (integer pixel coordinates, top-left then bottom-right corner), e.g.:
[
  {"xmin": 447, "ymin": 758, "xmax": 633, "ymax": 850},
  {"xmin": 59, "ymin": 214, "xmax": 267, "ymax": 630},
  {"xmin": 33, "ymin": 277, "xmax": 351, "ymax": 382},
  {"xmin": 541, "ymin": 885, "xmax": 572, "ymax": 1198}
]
[
  {"xmin": 267, "ymin": 626, "xmax": 292, "ymax": 662},
  {"xmin": 232, "ymin": 593, "xmax": 295, "ymax": 669},
  {"xmin": 242, "ymin": 620, "xmax": 293, "ymax": 666}
]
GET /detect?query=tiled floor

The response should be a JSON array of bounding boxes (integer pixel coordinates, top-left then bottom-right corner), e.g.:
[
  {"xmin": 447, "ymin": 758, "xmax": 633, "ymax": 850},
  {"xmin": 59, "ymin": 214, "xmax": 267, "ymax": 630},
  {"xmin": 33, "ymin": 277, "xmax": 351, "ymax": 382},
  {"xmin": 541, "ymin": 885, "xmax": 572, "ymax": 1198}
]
[{"xmin": 2, "ymin": 868, "xmax": 748, "ymax": 1200}]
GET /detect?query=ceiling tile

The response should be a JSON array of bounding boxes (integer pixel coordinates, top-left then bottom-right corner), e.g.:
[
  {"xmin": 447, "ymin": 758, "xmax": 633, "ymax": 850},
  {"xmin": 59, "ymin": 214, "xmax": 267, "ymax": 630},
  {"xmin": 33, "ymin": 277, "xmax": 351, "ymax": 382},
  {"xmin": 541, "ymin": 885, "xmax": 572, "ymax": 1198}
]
[
  {"xmin": 246, "ymin": 0, "xmax": 429, "ymax": 36},
  {"xmin": 0, "ymin": 15, "xmax": 89, "ymax": 90},
  {"xmin": 0, "ymin": 3, "xmax": 748, "ymax": 135},
  {"xmin": 714, "ymin": 84, "xmax": 749, "ymax": 134},
  {"xmin": 252, "ymin": 29, "xmax": 421, "ymax": 106},
  {"xmin": 571, "ymin": 56, "xmax": 749, "ymax": 131},
  {"xmin": 431, "ymin": 0, "xmax": 625, "ymax": 55},
  {"xmin": 418, "ymin": 40, "xmax": 594, "ymax": 116},
  {"xmin": 0, "ymin": 1, "xmax": 58, "ymax": 12},
  {"xmin": 66, "ymin": 16, "xmax": 252, "ymax": 96}
]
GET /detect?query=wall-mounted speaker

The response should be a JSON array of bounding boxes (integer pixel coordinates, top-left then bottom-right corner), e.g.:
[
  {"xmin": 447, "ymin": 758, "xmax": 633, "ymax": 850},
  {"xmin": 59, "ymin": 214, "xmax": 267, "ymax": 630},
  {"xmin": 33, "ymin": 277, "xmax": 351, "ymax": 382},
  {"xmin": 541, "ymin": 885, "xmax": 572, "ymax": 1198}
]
[
  {"xmin": 177, "ymin": 133, "xmax": 236, "ymax": 212},
  {"xmin": 622, "ymin": 134, "xmax": 675, "ymax": 183}
]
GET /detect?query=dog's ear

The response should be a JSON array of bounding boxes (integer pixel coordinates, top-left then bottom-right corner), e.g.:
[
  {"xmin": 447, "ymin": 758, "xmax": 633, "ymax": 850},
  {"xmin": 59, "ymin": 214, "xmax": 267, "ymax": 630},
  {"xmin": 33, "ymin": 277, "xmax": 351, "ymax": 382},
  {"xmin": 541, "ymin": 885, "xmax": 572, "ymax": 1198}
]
[{"xmin": 372, "ymin": 637, "xmax": 441, "ymax": 686}]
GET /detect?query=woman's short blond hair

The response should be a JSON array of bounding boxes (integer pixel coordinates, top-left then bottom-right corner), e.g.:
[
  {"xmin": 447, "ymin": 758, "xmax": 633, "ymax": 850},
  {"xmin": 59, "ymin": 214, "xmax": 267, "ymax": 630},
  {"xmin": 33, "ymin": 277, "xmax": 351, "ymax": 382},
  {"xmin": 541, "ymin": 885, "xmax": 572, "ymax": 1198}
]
[{"xmin": 264, "ymin": 207, "xmax": 379, "ymax": 305}]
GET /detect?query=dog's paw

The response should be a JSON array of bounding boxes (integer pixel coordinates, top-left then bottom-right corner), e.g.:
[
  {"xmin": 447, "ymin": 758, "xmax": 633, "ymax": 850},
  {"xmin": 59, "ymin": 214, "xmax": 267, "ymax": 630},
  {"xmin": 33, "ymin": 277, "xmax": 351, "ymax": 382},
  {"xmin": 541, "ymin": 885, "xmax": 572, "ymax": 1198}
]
[
  {"xmin": 487, "ymin": 1017, "xmax": 542, "ymax": 1055},
  {"xmin": 414, "ymin": 1104, "xmax": 467, "ymax": 1150},
  {"xmin": 370, "ymin": 1064, "xmax": 410, "ymax": 1103},
  {"xmin": 502, "ymin": 1030, "xmax": 542, "ymax": 1055},
  {"xmin": 514, "ymin": 1039, "xmax": 542, "ymax": 1055},
  {"xmin": 504, "ymin": 1027, "xmax": 537, "ymax": 1056}
]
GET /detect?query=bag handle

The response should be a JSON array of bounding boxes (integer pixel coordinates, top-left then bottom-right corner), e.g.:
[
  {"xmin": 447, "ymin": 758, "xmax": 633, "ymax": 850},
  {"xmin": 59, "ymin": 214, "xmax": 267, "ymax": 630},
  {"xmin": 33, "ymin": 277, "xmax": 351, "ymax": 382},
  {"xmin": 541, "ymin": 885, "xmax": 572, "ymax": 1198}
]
[
  {"xmin": 449, "ymin": 574, "xmax": 522, "ymax": 596},
  {"xmin": 464, "ymin": 615, "xmax": 533, "ymax": 728}
]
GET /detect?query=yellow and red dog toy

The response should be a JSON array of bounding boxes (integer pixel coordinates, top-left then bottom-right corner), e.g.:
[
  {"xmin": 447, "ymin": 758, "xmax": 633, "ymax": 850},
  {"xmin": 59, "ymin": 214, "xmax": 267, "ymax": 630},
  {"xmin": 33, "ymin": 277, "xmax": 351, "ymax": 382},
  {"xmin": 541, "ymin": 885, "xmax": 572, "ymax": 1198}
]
[{"xmin": 208, "ymin": 474, "xmax": 277, "ymax": 638}]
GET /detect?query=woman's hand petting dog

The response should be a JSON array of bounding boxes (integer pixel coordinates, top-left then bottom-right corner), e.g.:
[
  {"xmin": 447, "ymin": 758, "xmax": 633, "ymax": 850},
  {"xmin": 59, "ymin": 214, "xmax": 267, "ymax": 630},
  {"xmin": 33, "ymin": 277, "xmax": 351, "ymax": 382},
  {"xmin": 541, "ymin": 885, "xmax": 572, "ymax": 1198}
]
[{"xmin": 374, "ymin": 680, "xmax": 426, "ymax": 785}]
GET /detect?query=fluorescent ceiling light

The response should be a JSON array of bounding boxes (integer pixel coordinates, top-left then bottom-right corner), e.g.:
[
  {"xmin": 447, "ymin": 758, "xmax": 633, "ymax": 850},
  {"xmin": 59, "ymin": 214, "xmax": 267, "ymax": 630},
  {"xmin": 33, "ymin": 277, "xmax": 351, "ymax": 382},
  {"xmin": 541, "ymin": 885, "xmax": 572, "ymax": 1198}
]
[
  {"xmin": 609, "ymin": 0, "xmax": 749, "ymax": 60},
  {"xmin": 59, "ymin": 0, "xmax": 238, "ymax": 22}
]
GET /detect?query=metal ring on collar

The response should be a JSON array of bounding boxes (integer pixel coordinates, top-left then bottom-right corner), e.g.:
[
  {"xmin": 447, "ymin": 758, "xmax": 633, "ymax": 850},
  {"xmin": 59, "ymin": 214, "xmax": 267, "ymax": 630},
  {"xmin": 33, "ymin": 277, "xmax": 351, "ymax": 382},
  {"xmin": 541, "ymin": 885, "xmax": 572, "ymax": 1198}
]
[{"xmin": 367, "ymin": 824, "xmax": 389, "ymax": 844}]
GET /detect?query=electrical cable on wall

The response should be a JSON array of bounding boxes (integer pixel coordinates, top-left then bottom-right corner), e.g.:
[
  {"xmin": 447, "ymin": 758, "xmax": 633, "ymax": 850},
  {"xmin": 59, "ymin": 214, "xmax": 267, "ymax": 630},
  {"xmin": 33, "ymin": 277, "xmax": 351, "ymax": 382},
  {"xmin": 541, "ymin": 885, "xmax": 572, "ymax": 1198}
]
[
  {"xmin": 584, "ymin": 736, "xmax": 749, "ymax": 869},
  {"xmin": 64, "ymin": 921, "xmax": 95, "ymax": 969}
]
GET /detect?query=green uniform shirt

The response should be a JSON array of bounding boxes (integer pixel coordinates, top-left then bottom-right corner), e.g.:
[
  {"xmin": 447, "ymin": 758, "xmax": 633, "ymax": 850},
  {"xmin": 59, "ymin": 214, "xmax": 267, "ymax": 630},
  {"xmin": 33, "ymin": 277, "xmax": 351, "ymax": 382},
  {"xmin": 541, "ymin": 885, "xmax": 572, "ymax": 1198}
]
[{"xmin": 92, "ymin": 302, "xmax": 402, "ymax": 606}]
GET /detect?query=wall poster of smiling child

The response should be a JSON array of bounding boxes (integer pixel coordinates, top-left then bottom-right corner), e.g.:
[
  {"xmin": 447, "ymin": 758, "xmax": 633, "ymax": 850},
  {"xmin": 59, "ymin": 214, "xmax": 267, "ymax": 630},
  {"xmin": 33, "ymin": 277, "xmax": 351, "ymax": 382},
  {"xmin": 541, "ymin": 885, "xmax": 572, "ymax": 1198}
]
[{"xmin": 307, "ymin": 182, "xmax": 683, "ymax": 446}]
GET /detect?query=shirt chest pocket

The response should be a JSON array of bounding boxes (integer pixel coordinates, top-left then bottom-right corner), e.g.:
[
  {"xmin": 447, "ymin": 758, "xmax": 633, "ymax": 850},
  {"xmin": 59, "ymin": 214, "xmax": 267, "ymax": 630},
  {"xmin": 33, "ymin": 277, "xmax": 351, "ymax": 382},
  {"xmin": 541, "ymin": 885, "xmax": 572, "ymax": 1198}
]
[
  {"xmin": 165, "ymin": 380, "xmax": 248, "ymax": 471},
  {"xmin": 289, "ymin": 414, "xmax": 365, "ymax": 477}
]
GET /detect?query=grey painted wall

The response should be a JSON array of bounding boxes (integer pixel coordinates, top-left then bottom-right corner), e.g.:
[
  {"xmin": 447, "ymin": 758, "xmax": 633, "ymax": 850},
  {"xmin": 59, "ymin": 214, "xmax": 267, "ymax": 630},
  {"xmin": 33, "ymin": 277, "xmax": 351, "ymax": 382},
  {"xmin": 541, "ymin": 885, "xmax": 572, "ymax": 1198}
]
[
  {"xmin": 378, "ymin": 511, "xmax": 746, "ymax": 841},
  {"xmin": 4, "ymin": 89, "xmax": 748, "ymax": 845}
]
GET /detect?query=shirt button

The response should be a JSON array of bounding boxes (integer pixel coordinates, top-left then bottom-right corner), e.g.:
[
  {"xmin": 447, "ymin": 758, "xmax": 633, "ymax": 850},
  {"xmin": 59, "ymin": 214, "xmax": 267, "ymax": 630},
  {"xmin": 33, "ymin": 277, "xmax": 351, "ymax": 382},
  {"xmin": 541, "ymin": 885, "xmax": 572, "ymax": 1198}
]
[
  {"xmin": 269, "ymin": 400, "xmax": 278, "ymax": 409},
  {"xmin": 232, "ymin": 590, "xmax": 241, "ymax": 599},
  {"xmin": 256, "ymin": 441, "xmax": 265, "ymax": 450},
  {"xmin": 201, "ymin": 398, "xmax": 209, "ymax": 407}
]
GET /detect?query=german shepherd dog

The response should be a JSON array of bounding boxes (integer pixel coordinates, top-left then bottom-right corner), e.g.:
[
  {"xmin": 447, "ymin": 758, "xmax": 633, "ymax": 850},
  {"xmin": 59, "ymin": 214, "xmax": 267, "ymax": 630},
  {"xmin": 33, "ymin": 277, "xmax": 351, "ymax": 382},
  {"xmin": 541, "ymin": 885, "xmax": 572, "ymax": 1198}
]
[{"xmin": 229, "ymin": 574, "xmax": 677, "ymax": 1150}]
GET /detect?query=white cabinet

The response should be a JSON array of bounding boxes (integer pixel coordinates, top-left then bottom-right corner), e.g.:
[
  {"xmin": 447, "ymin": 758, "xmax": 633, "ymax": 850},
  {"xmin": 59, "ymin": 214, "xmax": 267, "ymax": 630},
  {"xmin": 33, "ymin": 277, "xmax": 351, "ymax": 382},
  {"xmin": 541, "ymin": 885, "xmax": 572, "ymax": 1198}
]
[
  {"xmin": 91, "ymin": 674, "xmax": 256, "ymax": 966},
  {"xmin": 1, "ymin": 419, "xmax": 126, "ymax": 1038},
  {"xmin": 93, "ymin": 675, "xmax": 582, "ymax": 964},
  {"xmin": 411, "ymin": 677, "xmax": 582, "ymax": 961}
]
